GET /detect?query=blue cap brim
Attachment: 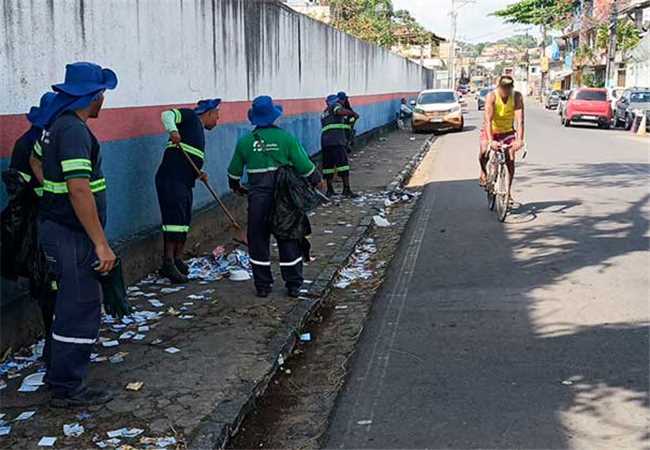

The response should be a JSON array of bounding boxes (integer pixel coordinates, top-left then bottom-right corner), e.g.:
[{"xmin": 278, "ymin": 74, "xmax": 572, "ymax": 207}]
[{"xmin": 52, "ymin": 68, "xmax": 118, "ymax": 96}]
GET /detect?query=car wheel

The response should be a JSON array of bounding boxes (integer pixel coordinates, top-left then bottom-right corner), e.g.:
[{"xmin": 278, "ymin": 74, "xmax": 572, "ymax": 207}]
[
  {"xmin": 563, "ymin": 117, "xmax": 571, "ymax": 127},
  {"xmin": 625, "ymin": 114, "xmax": 633, "ymax": 130},
  {"xmin": 600, "ymin": 121, "xmax": 610, "ymax": 130}
]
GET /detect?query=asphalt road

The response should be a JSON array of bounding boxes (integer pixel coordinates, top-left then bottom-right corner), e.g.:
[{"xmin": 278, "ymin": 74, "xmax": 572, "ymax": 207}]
[{"xmin": 325, "ymin": 102, "xmax": 649, "ymax": 449}]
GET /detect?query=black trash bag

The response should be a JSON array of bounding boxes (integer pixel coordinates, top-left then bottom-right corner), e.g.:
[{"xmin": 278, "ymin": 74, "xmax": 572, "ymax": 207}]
[
  {"xmin": 1, "ymin": 169, "xmax": 38, "ymax": 280},
  {"xmin": 98, "ymin": 258, "xmax": 132, "ymax": 319},
  {"xmin": 271, "ymin": 166, "xmax": 322, "ymax": 241}
]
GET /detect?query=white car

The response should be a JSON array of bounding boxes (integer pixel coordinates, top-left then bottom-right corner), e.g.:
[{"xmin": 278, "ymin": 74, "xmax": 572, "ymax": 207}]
[{"xmin": 411, "ymin": 89, "xmax": 464, "ymax": 133}]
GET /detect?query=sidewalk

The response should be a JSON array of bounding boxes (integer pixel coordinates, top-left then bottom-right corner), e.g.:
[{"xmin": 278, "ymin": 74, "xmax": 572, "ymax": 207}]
[{"xmin": 0, "ymin": 129, "xmax": 431, "ymax": 450}]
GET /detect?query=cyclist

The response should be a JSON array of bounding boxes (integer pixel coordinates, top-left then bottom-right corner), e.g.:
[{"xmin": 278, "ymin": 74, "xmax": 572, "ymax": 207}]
[{"xmin": 479, "ymin": 75, "xmax": 525, "ymax": 199}]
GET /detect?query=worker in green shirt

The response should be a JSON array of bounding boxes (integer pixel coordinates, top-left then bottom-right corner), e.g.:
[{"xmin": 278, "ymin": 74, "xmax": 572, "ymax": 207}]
[{"xmin": 227, "ymin": 96, "xmax": 321, "ymax": 298}]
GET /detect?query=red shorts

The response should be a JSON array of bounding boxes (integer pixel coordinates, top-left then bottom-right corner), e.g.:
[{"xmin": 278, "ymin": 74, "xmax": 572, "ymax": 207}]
[{"xmin": 480, "ymin": 129, "xmax": 516, "ymax": 149}]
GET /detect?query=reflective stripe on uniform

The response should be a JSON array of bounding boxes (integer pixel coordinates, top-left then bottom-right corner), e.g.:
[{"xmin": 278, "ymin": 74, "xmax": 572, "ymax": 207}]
[
  {"xmin": 228, "ymin": 173, "xmax": 241, "ymax": 180},
  {"xmin": 43, "ymin": 178, "xmax": 107, "ymax": 194},
  {"xmin": 33, "ymin": 140, "xmax": 42, "ymax": 157},
  {"xmin": 18, "ymin": 171, "xmax": 32, "ymax": 183},
  {"xmin": 167, "ymin": 142, "xmax": 205, "ymax": 160},
  {"xmin": 172, "ymin": 108, "xmax": 182, "ymax": 123},
  {"xmin": 52, "ymin": 332, "xmax": 96, "ymax": 345},
  {"xmin": 162, "ymin": 225, "xmax": 190, "ymax": 233},
  {"xmin": 247, "ymin": 167, "xmax": 278, "ymax": 174},
  {"xmin": 279, "ymin": 257, "xmax": 303, "ymax": 267},
  {"xmin": 322, "ymin": 124, "xmax": 351, "ymax": 133},
  {"xmin": 61, "ymin": 158, "xmax": 92, "ymax": 173},
  {"xmin": 250, "ymin": 259, "xmax": 271, "ymax": 266},
  {"xmin": 34, "ymin": 187, "xmax": 43, "ymax": 197},
  {"xmin": 322, "ymin": 165, "xmax": 350, "ymax": 175}
]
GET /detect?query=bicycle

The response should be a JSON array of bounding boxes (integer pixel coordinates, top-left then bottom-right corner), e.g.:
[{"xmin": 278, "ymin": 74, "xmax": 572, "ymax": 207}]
[{"xmin": 485, "ymin": 142, "xmax": 526, "ymax": 222}]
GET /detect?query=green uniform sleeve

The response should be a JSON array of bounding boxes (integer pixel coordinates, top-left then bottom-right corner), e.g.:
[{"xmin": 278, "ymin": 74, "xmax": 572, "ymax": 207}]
[
  {"xmin": 161, "ymin": 109, "xmax": 182, "ymax": 133},
  {"xmin": 288, "ymin": 137, "xmax": 315, "ymax": 177},
  {"xmin": 227, "ymin": 140, "xmax": 245, "ymax": 179}
]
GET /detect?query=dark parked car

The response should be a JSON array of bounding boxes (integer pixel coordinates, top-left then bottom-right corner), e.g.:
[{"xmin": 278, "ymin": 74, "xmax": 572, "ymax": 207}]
[
  {"xmin": 545, "ymin": 90, "xmax": 562, "ymax": 109},
  {"xmin": 477, "ymin": 88, "xmax": 491, "ymax": 110},
  {"xmin": 614, "ymin": 87, "xmax": 650, "ymax": 130}
]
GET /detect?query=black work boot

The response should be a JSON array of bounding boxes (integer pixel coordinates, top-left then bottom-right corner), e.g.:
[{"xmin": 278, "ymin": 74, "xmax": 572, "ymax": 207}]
[
  {"xmin": 287, "ymin": 287, "xmax": 301, "ymax": 298},
  {"xmin": 51, "ymin": 387, "xmax": 114, "ymax": 408},
  {"xmin": 160, "ymin": 259, "xmax": 188, "ymax": 284},
  {"xmin": 175, "ymin": 258, "xmax": 189, "ymax": 275},
  {"xmin": 256, "ymin": 286, "xmax": 272, "ymax": 298},
  {"xmin": 342, "ymin": 188, "xmax": 359, "ymax": 198}
]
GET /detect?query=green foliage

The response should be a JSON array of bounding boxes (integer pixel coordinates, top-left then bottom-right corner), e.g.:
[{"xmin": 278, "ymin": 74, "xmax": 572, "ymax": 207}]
[
  {"xmin": 329, "ymin": 0, "xmax": 433, "ymax": 47},
  {"xmin": 581, "ymin": 72, "xmax": 604, "ymax": 88},
  {"xmin": 596, "ymin": 19, "xmax": 642, "ymax": 52},
  {"xmin": 492, "ymin": 0, "xmax": 579, "ymax": 28}
]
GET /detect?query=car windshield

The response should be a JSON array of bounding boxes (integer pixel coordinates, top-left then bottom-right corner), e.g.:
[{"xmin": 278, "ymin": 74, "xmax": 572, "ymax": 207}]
[
  {"xmin": 575, "ymin": 90, "xmax": 606, "ymax": 101},
  {"xmin": 630, "ymin": 92, "xmax": 650, "ymax": 103},
  {"xmin": 419, "ymin": 92, "xmax": 456, "ymax": 104}
]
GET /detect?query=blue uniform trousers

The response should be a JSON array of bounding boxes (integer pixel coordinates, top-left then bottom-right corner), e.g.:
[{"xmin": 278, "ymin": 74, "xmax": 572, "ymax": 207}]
[
  {"xmin": 39, "ymin": 220, "xmax": 102, "ymax": 398},
  {"xmin": 247, "ymin": 186, "xmax": 303, "ymax": 291}
]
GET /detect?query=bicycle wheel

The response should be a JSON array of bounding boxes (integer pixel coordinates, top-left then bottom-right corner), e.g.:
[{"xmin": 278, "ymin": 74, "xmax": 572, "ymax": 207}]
[
  {"xmin": 487, "ymin": 187, "xmax": 496, "ymax": 210},
  {"xmin": 495, "ymin": 165, "xmax": 510, "ymax": 222}
]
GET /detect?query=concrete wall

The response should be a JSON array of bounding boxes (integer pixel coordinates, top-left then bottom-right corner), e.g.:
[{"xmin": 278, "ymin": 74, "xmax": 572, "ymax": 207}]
[{"xmin": 1, "ymin": 0, "xmax": 430, "ymax": 245}]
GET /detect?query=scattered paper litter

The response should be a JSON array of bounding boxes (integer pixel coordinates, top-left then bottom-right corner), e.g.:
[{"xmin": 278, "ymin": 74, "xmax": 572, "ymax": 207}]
[
  {"xmin": 63, "ymin": 422, "xmax": 85, "ymax": 437},
  {"xmin": 125, "ymin": 381, "xmax": 144, "ymax": 391},
  {"xmin": 182, "ymin": 302, "xmax": 194, "ymax": 306},
  {"xmin": 139, "ymin": 436, "xmax": 177, "ymax": 447},
  {"xmin": 119, "ymin": 331, "xmax": 135, "ymax": 340},
  {"xmin": 18, "ymin": 383, "xmax": 39, "ymax": 393},
  {"xmin": 186, "ymin": 294, "xmax": 205, "ymax": 300},
  {"xmin": 102, "ymin": 340, "xmax": 119, "ymax": 348},
  {"xmin": 15, "ymin": 411, "xmax": 35, "ymax": 421},
  {"xmin": 132, "ymin": 334, "xmax": 146, "ymax": 341},
  {"xmin": 95, "ymin": 438, "xmax": 121, "ymax": 448},
  {"xmin": 357, "ymin": 419, "xmax": 373, "ymax": 425},
  {"xmin": 179, "ymin": 315, "xmax": 194, "ymax": 320},
  {"xmin": 300, "ymin": 333, "xmax": 311, "ymax": 342},
  {"xmin": 160, "ymin": 287, "xmax": 185, "ymax": 294},
  {"xmin": 373, "ymin": 215, "xmax": 391, "ymax": 227},
  {"xmin": 0, "ymin": 426, "xmax": 11, "ymax": 436},
  {"xmin": 107, "ymin": 428, "xmax": 144, "ymax": 439},
  {"xmin": 164, "ymin": 347, "xmax": 180, "ymax": 354},
  {"xmin": 277, "ymin": 355, "xmax": 285, "ymax": 366},
  {"xmin": 91, "ymin": 354, "xmax": 108, "ymax": 363},
  {"xmin": 143, "ymin": 293, "xmax": 157, "ymax": 298},
  {"xmin": 109, "ymin": 352, "xmax": 128, "ymax": 364},
  {"xmin": 324, "ymin": 230, "xmax": 334, "ymax": 234},
  {"xmin": 334, "ymin": 240, "xmax": 376, "ymax": 289},
  {"xmin": 148, "ymin": 299, "xmax": 164, "ymax": 308},
  {"xmin": 188, "ymin": 248, "xmax": 252, "ymax": 281},
  {"xmin": 37, "ymin": 436, "xmax": 57, "ymax": 446},
  {"xmin": 137, "ymin": 326, "xmax": 149, "ymax": 332}
]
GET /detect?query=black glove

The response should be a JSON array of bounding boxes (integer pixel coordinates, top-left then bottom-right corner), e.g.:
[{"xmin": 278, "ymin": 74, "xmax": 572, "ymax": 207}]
[{"xmin": 99, "ymin": 258, "xmax": 132, "ymax": 319}]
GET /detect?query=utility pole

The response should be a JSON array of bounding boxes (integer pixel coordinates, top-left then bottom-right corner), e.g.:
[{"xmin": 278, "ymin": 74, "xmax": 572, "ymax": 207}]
[
  {"xmin": 448, "ymin": 0, "xmax": 474, "ymax": 89},
  {"xmin": 605, "ymin": 0, "xmax": 618, "ymax": 88},
  {"xmin": 540, "ymin": 23, "xmax": 547, "ymax": 100}
]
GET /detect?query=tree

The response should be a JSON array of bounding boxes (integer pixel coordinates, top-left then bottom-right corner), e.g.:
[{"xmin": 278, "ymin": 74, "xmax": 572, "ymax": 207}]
[
  {"xmin": 491, "ymin": 0, "xmax": 579, "ymax": 29},
  {"xmin": 596, "ymin": 19, "xmax": 641, "ymax": 53}
]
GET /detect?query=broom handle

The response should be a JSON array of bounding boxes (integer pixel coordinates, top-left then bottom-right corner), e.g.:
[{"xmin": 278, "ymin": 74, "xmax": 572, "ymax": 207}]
[{"xmin": 177, "ymin": 145, "xmax": 242, "ymax": 230}]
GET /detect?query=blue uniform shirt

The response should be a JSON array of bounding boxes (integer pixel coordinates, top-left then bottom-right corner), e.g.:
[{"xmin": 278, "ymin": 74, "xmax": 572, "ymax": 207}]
[
  {"xmin": 157, "ymin": 108, "xmax": 205, "ymax": 188},
  {"xmin": 40, "ymin": 111, "xmax": 107, "ymax": 230}
]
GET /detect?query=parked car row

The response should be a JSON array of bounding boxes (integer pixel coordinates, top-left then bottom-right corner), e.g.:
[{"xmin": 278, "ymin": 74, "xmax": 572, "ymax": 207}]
[{"xmin": 550, "ymin": 87, "xmax": 649, "ymax": 131}]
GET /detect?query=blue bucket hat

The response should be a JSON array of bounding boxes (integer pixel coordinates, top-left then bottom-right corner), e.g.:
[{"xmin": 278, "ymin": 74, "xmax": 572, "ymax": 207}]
[
  {"xmin": 52, "ymin": 62, "xmax": 118, "ymax": 96},
  {"xmin": 326, "ymin": 94, "xmax": 339, "ymax": 107},
  {"xmin": 248, "ymin": 96, "xmax": 283, "ymax": 127},
  {"xmin": 337, "ymin": 91, "xmax": 348, "ymax": 101},
  {"xmin": 48, "ymin": 89, "xmax": 107, "ymax": 116},
  {"xmin": 26, "ymin": 92, "xmax": 58, "ymax": 128},
  {"xmin": 194, "ymin": 98, "xmax": 222, "ymax": 115}
]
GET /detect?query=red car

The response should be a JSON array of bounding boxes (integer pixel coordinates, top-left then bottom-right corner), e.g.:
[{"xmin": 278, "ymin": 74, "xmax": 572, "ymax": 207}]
[{"xmin": 561, "ymin": 88, "xmax": 612, "ymax": 129}]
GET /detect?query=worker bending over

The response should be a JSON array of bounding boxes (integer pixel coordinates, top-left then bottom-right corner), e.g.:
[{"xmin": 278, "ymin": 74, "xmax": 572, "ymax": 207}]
[{"xmin": 156, "ymin": 99, "xmax": 221, "ymax": 283}]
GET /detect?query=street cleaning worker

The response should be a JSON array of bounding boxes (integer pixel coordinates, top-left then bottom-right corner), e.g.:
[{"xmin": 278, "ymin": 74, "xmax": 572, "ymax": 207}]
[
  {"xmin": 227, "ymin": 96, "xmax": 321, "ymax": 298},
  {"xmin": 337, "ymin": 91, "xmax": 358, "ymax": 154},
  {"xmin": 2, "ymin": 92, "xmax": 62, "ymax": 376},
  {"xmin": 156, "ymin": 99, "xmax": 221, "ymax": 283},
  {"xmin": 38, "ymin": 62, "xmax": 118, "ymax": 407},
  {"xmin": 321, "ymin": 94, "xmax": 359, "ymax": 197}
]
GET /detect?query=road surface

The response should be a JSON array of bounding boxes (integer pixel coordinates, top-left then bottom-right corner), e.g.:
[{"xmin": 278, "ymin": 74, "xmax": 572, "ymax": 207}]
[{"xmin": 325, "ymin": 102, "xmax": 650, "ymax": 449}]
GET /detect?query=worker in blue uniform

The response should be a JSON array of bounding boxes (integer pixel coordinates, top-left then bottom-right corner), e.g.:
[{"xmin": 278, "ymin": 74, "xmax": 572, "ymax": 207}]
[
  {"xmin": 321, "ymin": 94, "xmax": 359, "ymax": 197},
  {"xmin": 156, "ymin": 98, "xmax": 221, "ymax": 283},
  {"xmin": 227, "ymin": 96, "xmax": 321, "ymax": 298},
  {"xmin": 337, "ymin": 91, "xmax": 358, "ymax": 154},
  {"xmin": 39, "ymin": 62, "xmax": 118, "ymax": 408}
]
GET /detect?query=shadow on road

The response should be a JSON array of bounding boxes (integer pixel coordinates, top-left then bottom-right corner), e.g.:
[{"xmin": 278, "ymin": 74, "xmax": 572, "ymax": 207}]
[{"xmin": 326, "ymin": 175, "xmax": 650, "ymax": 449}]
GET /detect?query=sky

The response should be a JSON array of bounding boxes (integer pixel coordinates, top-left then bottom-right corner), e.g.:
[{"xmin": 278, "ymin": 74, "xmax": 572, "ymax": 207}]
[{"xmin": 392, "ymin": 0, "xmax": 539, "ymax": 43}]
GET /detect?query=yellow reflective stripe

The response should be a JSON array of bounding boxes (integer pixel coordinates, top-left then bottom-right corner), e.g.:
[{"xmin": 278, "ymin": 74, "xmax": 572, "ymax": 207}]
[
  {"xmin": 61, "ymin": 158, "xmax": 92, "ymax": 173},
  {"xmin": 172, "ymin": 109, "xmax": 182, "ymax": 124},
  {"xmin": 33, "ymin": 141, "xmax": 42, "ymax": 157},
  {"xmin": 43, "ymin": 178, "xmax": 106, "ymax": 194},
  {"xmin": 322, "ymin": 165, "xmax": 350, "ymax": 175},
  {"xmin": 34, "ymin": 187, "xmax": 44, "ymax": 197},
  {"xmin": 322, "ymin": 124, "xmax": 351, "ymax": 133},
  {"xmin": 167, "ymin": 142, "xmax": 204, "ymax": 160},
  {"xmin": 18, "ymin": 171, "xmax": 32, "ymax": 183},
  {"xmin": 162, "ymin": 225, "xmax": 189, "ymax": 233}
]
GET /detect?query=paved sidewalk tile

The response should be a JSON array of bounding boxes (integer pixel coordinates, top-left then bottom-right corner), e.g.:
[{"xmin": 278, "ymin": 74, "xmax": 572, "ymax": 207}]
[{"xmin": 0, "ymin": 129, "xmax": 429, "ymax": 449}]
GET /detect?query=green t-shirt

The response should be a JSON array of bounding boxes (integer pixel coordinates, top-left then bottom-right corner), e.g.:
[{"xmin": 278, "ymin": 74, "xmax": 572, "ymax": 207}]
[{"xmin": 227, "ymin": 126, "xmax": 315, "ymax": 180}]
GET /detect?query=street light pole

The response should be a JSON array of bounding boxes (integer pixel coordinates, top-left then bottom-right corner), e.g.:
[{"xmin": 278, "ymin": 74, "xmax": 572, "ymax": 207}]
[{"xmin": 448, "ymin": 0, "xmax": 474, "ymax": 89}]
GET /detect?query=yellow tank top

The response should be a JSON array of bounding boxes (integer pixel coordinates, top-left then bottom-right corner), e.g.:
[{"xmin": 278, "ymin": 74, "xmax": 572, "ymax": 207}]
[{"xmin": 491, "ymin": 91, "xmax": 515, "ymax": 134}]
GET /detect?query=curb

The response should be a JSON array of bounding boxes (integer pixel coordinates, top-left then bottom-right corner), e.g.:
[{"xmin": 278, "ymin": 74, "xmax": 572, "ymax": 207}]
[{"xmin": 189, "ymin": 135, "xmax": 436, "ymax": 449}]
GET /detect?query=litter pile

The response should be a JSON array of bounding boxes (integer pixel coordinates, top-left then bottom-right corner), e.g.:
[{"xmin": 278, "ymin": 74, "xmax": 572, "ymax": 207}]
[
  {"xmin": 334, "ymin": 238, "xmax": 377, "ymax": 289},
  {"xmin": 187, "ymin": 246, "xmax": 252, "ymax": 282}
]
